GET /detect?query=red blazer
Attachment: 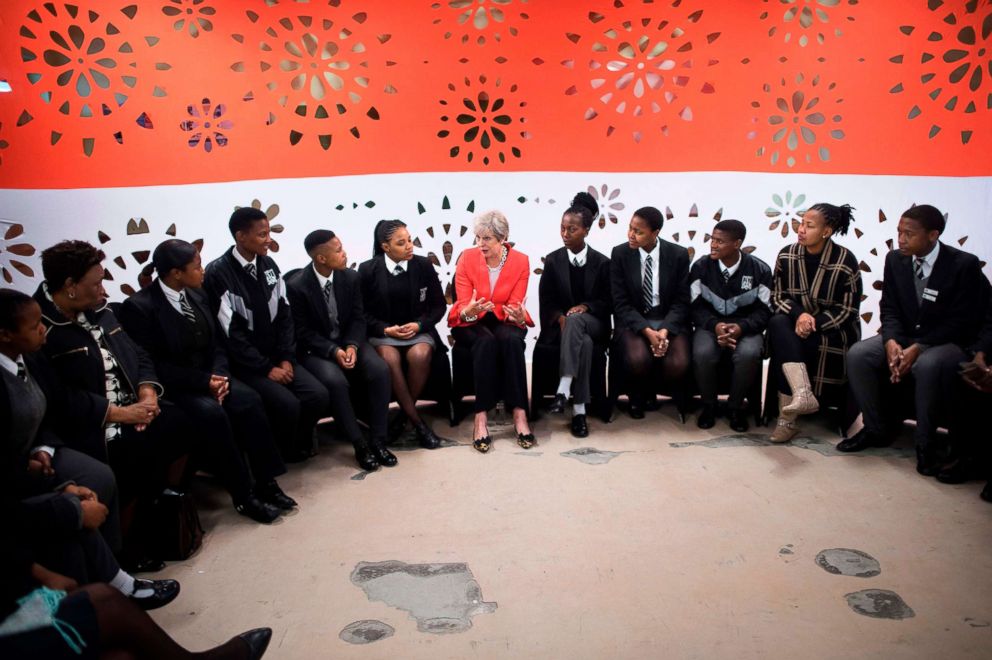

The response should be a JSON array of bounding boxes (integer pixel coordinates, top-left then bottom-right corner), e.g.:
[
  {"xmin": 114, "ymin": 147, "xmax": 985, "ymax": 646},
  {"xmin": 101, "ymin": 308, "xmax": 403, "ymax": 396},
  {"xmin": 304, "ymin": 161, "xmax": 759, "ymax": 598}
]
[{"xmin": 448, "ymin": 246, "xmax": 535, "ymax": 328}]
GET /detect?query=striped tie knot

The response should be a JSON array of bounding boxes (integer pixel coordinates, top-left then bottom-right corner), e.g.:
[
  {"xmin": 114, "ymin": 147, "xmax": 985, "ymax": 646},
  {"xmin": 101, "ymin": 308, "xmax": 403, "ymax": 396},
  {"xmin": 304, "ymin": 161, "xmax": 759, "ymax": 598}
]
[
  {"xmin": 16, "ymin": 361, "xmax": 27, "ymax": 382},
  {"xmin": 179, "ymin": 292, "xmax": 197, "ymax": 324},
  {"xmin": 642, "ymin": 254, "xmax": 653, "ymax": 312},
  {"xmin": 245, "ymin": 262, "xmax": 257, "ymax": 279}
]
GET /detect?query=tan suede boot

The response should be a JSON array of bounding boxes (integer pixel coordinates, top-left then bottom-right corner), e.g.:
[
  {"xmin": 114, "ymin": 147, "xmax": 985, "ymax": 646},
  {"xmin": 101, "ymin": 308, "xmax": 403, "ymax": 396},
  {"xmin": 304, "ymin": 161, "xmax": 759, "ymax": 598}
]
[
  {"xmin": 780, "ymin": 362, "xmax": 820, "ymax": 415},
  {"xmin": 770, "ymin": 394, "xmax": 800, "ymax": 443}
]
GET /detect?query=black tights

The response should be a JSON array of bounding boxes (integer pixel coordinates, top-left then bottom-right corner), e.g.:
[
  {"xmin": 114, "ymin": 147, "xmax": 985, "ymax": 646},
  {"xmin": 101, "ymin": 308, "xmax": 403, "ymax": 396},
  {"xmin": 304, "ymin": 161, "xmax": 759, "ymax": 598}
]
[{"xmin": 374, "ymin": 342, "xmax": 434, "ymax": 425}]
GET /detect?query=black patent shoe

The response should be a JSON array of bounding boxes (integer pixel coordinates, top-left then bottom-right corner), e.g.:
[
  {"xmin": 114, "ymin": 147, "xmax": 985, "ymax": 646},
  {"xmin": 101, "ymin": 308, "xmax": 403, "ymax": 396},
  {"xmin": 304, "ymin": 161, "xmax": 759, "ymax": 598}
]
[
  {"xmin": 257, "ymin": 482, "xmax": 297, "ymax": 510},
  {"xmin": 570, "ymin": 414, "xmax": 589, "ymax": 438},
  {"xmin": 120, "ymin": 555, "xmax": 166, "ymax": 574},
  {"xmin": 628, "ymin": 399, "xmax": 645, "ymax": 420},
  {"xmin": 916, "ymin": 446, "xmax": 941, "ymax": 476},
  {"xmin": 373, "ymin": 442, "xmax": 398, "ymax": 467},
  {"xmin": 355, "ymin": 444, "xmax": 380, "ymax": 471},
  {"xmin": 235, "ymin": 496, "xmax": 281, "ymax": 524},
  {"xmin": 728, "ymin": 409, "xmax": 749, "ymax": 433},
  {"xmin": 696, "ymin": 405, "xmax": 716, "ymax": 430},
  {"xmin": 415, "ymin": 422, "xmax": 443, "ymax": 449},
  {"xmin": 837, "ymin": 428, "xmax": 891, "ymax": 453},
  {"xmin": 936, "ymin": 458, "xmax": 984, "ymax": 484},
  {"xmin": 130, "ymin": 578, "xmax": 180, "ymax": 611},
  {"xmin": 548, "ymin": 393, "xmax": 567, "ymax": 414},
  {"xmin": 238, "ymin": 628, "xmax": 273, "ymax": 660}
]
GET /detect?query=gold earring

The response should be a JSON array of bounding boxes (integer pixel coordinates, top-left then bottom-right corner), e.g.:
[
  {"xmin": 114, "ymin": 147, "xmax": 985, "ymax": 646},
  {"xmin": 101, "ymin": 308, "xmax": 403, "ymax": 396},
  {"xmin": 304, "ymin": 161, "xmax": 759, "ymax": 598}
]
[{"xmin": 68, "ymin": 291, "xmax": 76, "ymax": 299}]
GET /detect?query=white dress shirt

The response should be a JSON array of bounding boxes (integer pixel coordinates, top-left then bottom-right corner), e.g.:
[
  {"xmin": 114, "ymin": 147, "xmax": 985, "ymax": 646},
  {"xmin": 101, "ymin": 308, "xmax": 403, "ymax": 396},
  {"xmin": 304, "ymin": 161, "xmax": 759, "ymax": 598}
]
[
  {"xmin": 159, "ymin": 280, "xmax": 185, "ymax": 315},
  {"xmin": 567, "ymin": 245, "xmax": 589, "ymax": 268},
  {"xmin": 385, "ymin": 255, "xmax": 408, "ymax": 275},
  {"xmin": 721, "ymin": 252, "xmax": 742, "ymax": 280},
  {"xmin": 915, "ymin": 241, "xmax": 940, "ymax": 279}
]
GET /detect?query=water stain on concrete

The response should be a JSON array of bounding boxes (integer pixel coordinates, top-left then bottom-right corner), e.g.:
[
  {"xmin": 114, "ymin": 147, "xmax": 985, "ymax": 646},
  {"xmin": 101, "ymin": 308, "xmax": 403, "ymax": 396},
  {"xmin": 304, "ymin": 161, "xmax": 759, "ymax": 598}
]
[
  {"xmin": 779, "ymin": 544, "xmax": 795, "ymax": 555},
  {"xmin": 844, "ymin": 589, "xmax": 915, "ymax": 620},
  {"xmin": 815, "ymin": 548, "xmax": 881, "ymax": 578},
  {"xmin": 339, "ymin": 620, "xmax": 395, "ymax": 644},
  {"xmin": 350, "ymin": 471, "xmax": 371, "ymax": 481},
  {"xmin": 560, "ymin": 447, "xmax": 627, "ymax": 465},
  {"xmin": 350, "ymin": 561, "xmax": 497, "ymax": 634},
  {"xmin": 515, "ymin": 451, "xmax": 544, "ymax": 457},
  {"xmin": 963, "ymin": 617, "xmax": 990, "ymax": 628},
  {"xmin": 669, "ymin": 433, "xmax": 915, "ymax": 458}
]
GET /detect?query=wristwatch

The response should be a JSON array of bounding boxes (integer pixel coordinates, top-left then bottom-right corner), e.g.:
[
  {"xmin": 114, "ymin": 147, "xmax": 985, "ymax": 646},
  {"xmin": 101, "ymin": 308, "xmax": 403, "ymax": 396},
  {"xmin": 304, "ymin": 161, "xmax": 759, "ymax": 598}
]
[{"xmin": 461, "ymin": 310, "xmax": 479, "ymax": 323}]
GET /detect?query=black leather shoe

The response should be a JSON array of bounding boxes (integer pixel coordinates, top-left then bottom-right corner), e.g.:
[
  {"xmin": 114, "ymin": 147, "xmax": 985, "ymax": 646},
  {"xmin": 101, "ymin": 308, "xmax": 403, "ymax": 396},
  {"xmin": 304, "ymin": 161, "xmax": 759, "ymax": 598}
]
[
  {"xmin": 121, "ymin": 555, "xmax": 166, "ymax": 574},
  {"xmin": 697, "ymin": 404, "xmax": 716, "ymax": 429},
  {"xmin": 238, "ymin": 627, "xmax": 273, "ymax": 660},
  {"xmin": 628, "ymin": 399, "xmax": 645, "ymax": 420},
  {"xmin": 916, "ymin": 446, "xmax": 941, "ymax": 476},
  {"xmin": 548, "ymin": 393, "xmax": 567, "ymax": 414},
  {"xmin": 728, "ymin": 409, "xmax": 749, "ymax": 433},
  {"xmin": 837, "ymin": 428, "xmax": 891, "ymax": 453},
  {"xmin": 257, "ymin": 482, "xmax": 297, "ymax": 510},
  {"xmin": 571, "ymin": 414, "xmax": 589, "ymax": 438},
  {"xmin": 130, "ymin": 578, "xmax": 180, "ymax": 611},
  {"xmin": 981, "ymin": 481, "xmax": 992, "ymax": 503},
  {"xmin": 415, "ymin": 422, "xmax": 442, "ymax": 449},
  {"xmin": 936, "ymin": 458, "xmax": 983, "ymax": 484},
  {"xmin": 373, "ymin": 442, "xmax": 398, "ymax": 467},
  {"xmin": 235, "ymin": 496, "xmax": 281, "ymax": 524},
  {"xmin": 355, "ymin": 444, "xmax": 380, "ymax": 471}
]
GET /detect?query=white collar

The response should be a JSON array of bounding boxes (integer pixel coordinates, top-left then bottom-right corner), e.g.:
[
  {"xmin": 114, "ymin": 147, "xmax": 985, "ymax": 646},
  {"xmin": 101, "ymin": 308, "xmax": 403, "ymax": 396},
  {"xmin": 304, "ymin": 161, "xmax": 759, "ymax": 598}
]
[
  {"xmin": 232, "ymin": 247, "xmax": 256, "ymax": 269},
  {"xmin": 720, "ymin": 252, "xmax": 742, "ymax": 278},
  {"xmin": 384, "ymin": 254, "xmax": 408, "ymax": 274},
  {"xmin": 639, "ymin": 240, "xmax": 660, "ymax": 262},
  {"xmin": 917, "ymin": 241, "xmax": 940, "ymax": 267},
  {"xmin": 567, "ymin": 245, "xmax": 589, "ymax": 267},
  {"xmin": 158, "ymin": 279, "xmax": 184, "ymax": 303},
  {"xmin": 312, "ymin": 263, "xmax": 334, "ymax": 288},
  {"xmin": 0, "ymin": 353, "xmax": 22, "ymax": 377}
]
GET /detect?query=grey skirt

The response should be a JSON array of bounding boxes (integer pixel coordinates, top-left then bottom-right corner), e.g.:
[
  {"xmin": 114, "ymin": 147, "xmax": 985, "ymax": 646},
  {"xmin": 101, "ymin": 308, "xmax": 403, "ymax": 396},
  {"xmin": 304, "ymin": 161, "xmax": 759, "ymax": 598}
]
[{"xmin": 368, "ymin": 332, "xmax": 436, "ymax": 349}]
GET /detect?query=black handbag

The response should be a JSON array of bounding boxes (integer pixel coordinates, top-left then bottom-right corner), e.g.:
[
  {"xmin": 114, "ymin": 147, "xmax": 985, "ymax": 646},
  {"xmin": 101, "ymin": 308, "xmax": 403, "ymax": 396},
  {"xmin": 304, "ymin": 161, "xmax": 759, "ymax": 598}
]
[{"xmin": 143, "ymin": 488, "xmax": 204, "ymax": 561}]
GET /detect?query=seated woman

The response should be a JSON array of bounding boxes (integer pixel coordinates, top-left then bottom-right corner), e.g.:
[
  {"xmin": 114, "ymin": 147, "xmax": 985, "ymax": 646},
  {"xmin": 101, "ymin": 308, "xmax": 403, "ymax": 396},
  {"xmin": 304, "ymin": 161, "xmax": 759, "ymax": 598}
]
[
  {"xmin": 1, "ymin": 289, "xmax": 178, "ymax": 611},
  {"xmin": 448, "ymin": 210, "xmax": 535, "ymax": 453},
  {"xmin": 32, "ymin": 240, "xmax": 194, "ymax": 570},
  {"xmin": 537, "ymin": 192, "xmax": 611, "ymax": 438},
  {"xmin": 609, "ymin": 206, "xmax": 691, "ymax": 418},
  {"xmin": 768, "ymin": 203, "xmax": 862, "ymax": 443},
  {"xmin": 358, "ymin": 221, "xmax": 449, "ymax": 449},
  {"xmin": 119, "ymin": 240, "xmax": 294, "ymax": 524}
]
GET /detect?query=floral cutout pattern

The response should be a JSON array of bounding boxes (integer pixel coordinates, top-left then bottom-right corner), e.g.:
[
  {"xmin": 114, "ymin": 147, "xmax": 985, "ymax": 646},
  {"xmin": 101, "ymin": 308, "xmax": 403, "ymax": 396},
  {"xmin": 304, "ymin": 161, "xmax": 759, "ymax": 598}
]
[
  {"xmin": 662, "ymin": 204, "xmax": 753, "ymax": 262},
  {"xmin": 18, "ymin": 2, "xmax": 169, "ymax": 157},
  {"xmin": 432, "ymin": 0, "xmax": 530, "ymax": 46},
  {"xmin": 180, "ymin": 98, "xmax": 232, "ymax": 152},
  {"xmin": 162, "ymin": 0, "xmax": 215, "ymax": 38},
  {"xmin": 411, "ymin": 196, "xmax": 478, "ymax": 307},
  {"xmin": 230, "ymin": 5, "xmax": 396, "ymax": 150},
  {"xmin": 0, "ymin": 123, "xmax": 8, "ymax": 166},
  {"xmin": 587, "ymin": 184, "xmax": 625, "ymax": 229},
  {"xmin": 97, "ymin": 218, "xmax": 203, "ymax": 298},
  {"xmin": 760, "ymin": 0, "xmax": 859, "ymax": 48},
  {"xmin": 561, "ymin": 0, "xmax": 721, "ymax": 142},
  {"xmin": 438, "ymin": 75, "xmax": 529, "ymax": 165},
  {"xmin": 765, "ymin": 191, "xmax": 808, "ymax": 237},
  {"xmin": 890, "ymin": 0, "xmax": 991, "ymax": 145},
  {"xmin": 0, "ymin": 222, "xmax": 37, "ymax": 285},
  {"xmin": 749, "ymin": 73, "xmax": 846, "ymax": 168},
  {"xmin": 234, "ymin": 200, "xmax": 284, "ymax": 252}
]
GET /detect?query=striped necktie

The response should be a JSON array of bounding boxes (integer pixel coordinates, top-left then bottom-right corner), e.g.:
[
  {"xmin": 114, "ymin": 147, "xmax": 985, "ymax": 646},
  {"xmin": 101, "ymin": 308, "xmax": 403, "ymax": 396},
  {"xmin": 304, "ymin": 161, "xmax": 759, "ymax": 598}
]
[
  {"xmin": 393, "ymin": 264, "xmax": 404, "ymax": 276},
  {"xmin": 914, "ymin": 257, "xmax": 925, "ymax": 280},
  {"xmin": 16, "ymin": 361, "xmax": 27, "ymax": 382},
  {"xmin": 642, "ymin": 254, "xmax": 653, "ymax": 312},
  {"xmin": 722, "ymin": 268, "xmax": 731, "ymax": 283},
  {"xmin": 179, "ymin": 292, "xmax": 197, "ymax": 324},
  {"xmin": 573, "ymin": 257, "xmax": 581, "ymax": 268},
  {"xmin": 245, "ymin": 262, "xmax": 257, "ymax": 279}
]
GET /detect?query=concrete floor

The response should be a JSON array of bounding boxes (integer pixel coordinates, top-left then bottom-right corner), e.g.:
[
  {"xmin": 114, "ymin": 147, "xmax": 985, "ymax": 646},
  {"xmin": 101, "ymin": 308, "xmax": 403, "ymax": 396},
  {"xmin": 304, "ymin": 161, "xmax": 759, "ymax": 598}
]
[{"xmin": 150, "ymin": 405, "xmax": 992, "ymax": 660}]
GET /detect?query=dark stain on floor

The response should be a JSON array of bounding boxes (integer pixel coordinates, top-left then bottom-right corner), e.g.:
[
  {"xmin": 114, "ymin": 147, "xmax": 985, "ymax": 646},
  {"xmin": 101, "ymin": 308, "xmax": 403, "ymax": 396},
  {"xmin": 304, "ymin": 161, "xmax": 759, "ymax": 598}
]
[
  {"xmin": 515, "ymin": 451, "xmax": 544, "ymax": 457},
  {"xmin": 844, "ymin": 589, "xmax": 915, "ymax": 620},
  {"xmin": 339, "ymin": 620, "xmax": 395, "ymax": 644},
  {"xmin": 560, "ymin": 447, "xmax": 627, "ymax": 465},
  {"xmin": 669, "ymin": 433, "xmax": 915, "ymax": 458},
  {"xmin": 815, "ymin": 548, "xmax": 881, "ymax": 578},
  {"xmin": 779, "ymin": 544, "xmax": 795, "ymax": 555},
  {"xmin": 350, "ymin": 560, "xmax": 497, "ymax": 634},
  {"xmin": 350, "ymin": 471, "xmax": 371, "ymax": 481}
]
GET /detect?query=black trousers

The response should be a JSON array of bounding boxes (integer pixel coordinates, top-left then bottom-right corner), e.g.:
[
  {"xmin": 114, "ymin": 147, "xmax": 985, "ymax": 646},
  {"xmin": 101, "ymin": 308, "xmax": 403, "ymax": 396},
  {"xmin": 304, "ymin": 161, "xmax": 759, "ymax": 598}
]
[
  {"xmin": 767, "ymin": 314, "xmax": 820, "ymax": 395},
  {"xmin": 50, "ymin": 447, "xmax": 122, "ymax": 554},
  {"xmin": 302, "ymin": 344, "xmax": 391, "ymax": 444},
  {"xmin": 170, "ymin": 378, "xmax": 286, "ymax": 504},
  {"xmin": 237, "ymin": 364, "xmax": 329, "ymax": 457},
  {"xmin": 452, "ymin": 315, "xmax": 529, "ymax": 412},
  {"xmin": 613, "ymin": 327, "xmax": 690, "ymax": 402},
  {"xmin": 31, "ymin": 525, "xmax": 120, "ymax": 585}
]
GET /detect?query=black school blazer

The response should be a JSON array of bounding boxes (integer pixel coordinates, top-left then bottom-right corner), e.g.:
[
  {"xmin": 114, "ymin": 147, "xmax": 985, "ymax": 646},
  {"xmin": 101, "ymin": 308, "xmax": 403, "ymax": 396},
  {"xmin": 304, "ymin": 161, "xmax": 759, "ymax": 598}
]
[
  {"xmin": 610, "ymin": 239, "xmax": 691, "ymax": 336},
  {"xmin": 537, "ymin": 246, "xmax": 611, "ymax": 345},
  {"xmin": 286, "ymin": 265, "xmax": 366, "ymax": 360},
  {"xmin": 357, "ymin": 254, "xmax": 448, "ymax": 353}
]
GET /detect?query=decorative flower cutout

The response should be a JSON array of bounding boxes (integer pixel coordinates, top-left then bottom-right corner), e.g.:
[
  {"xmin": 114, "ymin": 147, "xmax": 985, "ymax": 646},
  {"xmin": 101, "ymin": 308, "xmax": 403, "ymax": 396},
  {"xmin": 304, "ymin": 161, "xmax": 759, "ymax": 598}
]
[
  {"xmin": 97, "ymin": 218, "xmax": 203, "ymax": 298},
  {"xmin": 18, "ymin": 2, "xmax": 169, "ymax": 156},
  {"xmin": 234, "ymin": 200, "xmax": 284, "ymax": 252},
  {"xmin": 180, "ymin": 98, "xmax": 232, "ymax": 152},
  {"xmin": 231, "ymin": 7, "xmax": 395, "ymax": 150},
  {"xmin": 0, "ymin": 223, "xmax": 37, "ymax": 285},
  {"xmin": 765, "ymin": 191, "xmax": 808, "ymax": 237},
  {"xmin": 890, "ymin": 1, "xmax": 991, "ymax": 145},
  {"xmin": 748, "ymin": 73, "xmax": 845, "ymax": 168},
  {"xmin": 438, "ymin": 75, "xmax": 529, "ymax": 166},
  {"xmin": 561, "ymin": 0, "xmax": 721, "ymax": 142},
  {"xmin": 663, "ymin": 205, "xmax": 750, "ymax": 262},
  {"xmin": 760, "ymin": 0, "xmax": 859, "ymax": 47},
  {"xmin": 162, "ymin": 0, "xmax": 215, "ymax": 38},
  {"xmin": 431, "ymin": 0, "xmax": 530, "ymax": 46},
  {"xmin": 587, "ymin": 185, "xmax": 625, "ymax": 229},
  {"xmin": 0, "ymin": 122, "xmax": 8, "ymax": 166},
  {"xmin": 411, "ymin": 196, "xmax": 478, "ymax": 305}
]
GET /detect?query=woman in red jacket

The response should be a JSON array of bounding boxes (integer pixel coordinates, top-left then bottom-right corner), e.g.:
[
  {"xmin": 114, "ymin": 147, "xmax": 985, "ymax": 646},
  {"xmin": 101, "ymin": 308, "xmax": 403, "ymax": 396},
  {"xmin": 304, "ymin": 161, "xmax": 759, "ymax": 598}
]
[{"xmin": 448, "ymin": 211, "xmax": 535, "ymax": 453}]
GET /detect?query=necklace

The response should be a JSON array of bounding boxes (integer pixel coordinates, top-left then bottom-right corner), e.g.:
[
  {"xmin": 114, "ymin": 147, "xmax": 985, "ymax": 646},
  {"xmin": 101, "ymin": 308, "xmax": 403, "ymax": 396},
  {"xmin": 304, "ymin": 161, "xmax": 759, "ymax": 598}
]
[{"xmin": 487, "ymin": 246, "xmax": 508, "ymax": 271}]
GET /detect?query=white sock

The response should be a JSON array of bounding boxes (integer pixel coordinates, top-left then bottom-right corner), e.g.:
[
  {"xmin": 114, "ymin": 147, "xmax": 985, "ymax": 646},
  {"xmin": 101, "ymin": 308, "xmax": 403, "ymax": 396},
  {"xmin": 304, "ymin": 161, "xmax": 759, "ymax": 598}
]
[
  {"xmin": 573, "ymin": 403, "xmax": 586, "ymax": 415},
  {"xmin": 110, "ymin": 570, "xmax": 154, "ymax": 598},
  {"xmin": 556, "ymin": 376, "xmax": 573, "ymax": 396}
]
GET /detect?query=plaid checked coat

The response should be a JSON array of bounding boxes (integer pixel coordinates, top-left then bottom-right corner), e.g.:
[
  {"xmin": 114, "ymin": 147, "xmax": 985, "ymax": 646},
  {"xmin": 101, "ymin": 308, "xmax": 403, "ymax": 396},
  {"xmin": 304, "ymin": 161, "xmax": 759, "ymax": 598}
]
[{"xmin": 771, "ymin": 239, "xmax": 863, "ymax": 396}]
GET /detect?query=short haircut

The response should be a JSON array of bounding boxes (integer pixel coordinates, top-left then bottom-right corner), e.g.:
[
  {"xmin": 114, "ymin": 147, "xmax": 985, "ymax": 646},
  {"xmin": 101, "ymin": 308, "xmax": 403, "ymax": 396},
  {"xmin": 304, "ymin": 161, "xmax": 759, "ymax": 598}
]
[
  {"xmin": 565, "ymin": 191, "xmax": 599, "ymax": 230},
  {"xmin": 473, "ymin": 210, "xmax": 510, "ymax": 242},
  {"xmin": 0, "ymin": 288, "xmax": 36, "ymax": 332},
  {"xmin": 901, "ymin": 204, "xmax": 945, "ymax": 235},
  {"xmin": 304, "ymin": 229, "xmax": 336, "ymax": 256},
  {"xmin": 713, "ymin": 219, "xmax": 746, "ymax": 242},
  {"xmin": 152, "ymin": 239, "xmax": 198, "ymax": 276},
  {"xmin": 228, "ymin": 206, "xmax": 268, "ymax": 238},
  {"xmin": 807, "ymin": 203, "xmax": 855, "ymax": 236},
  {"xmin": 633, "ymin": 206, "xmax": 663, "ymax": 232},
  {"xmin": 41, "ymin": 240, "xmax": 105, "ymax": 292}
]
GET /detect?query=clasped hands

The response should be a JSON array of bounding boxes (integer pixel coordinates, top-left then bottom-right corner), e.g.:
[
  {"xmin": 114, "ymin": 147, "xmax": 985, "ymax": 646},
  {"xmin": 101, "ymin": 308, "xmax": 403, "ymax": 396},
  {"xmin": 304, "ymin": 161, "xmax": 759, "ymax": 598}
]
[
  {"xmin": 385, "ymin": 322, "xmax": 420, "ymax": 340},
  {"xmin": 960, "ymin": 351, "xmax": 992, "ymax": 393},
  {"xmin": 63, "ymin": 484, "xmax": 108, "ymax": 530},
  {"xmin": 106, "ymin": 384, "xmax": 160, "ymax": 432},
  {"xmin": 643, "ymin": 327, "xmax": 670, "ymax": 358},
  {"xmin": 268, "ymin": 360, "xmax": 295, "ymax": 385},
  {"xmin": 795, "ymin": 312, "xmax": 817, "ymax": 339},
  {"xmin": 714, "ymin": 322, "xmax": 743, "ymax": 349},
  {"xmin": 885, "ymin": 339, "xmax": 921, "ymax": 384},
  {"xmin": 557, "ymin": 304, "xmax": 589, "ymax": 331}
]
